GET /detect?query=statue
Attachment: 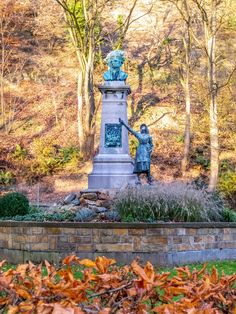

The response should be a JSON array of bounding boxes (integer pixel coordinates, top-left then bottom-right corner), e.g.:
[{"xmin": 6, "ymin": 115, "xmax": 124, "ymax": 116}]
[
  {"xmin": 103, "ymin": 50, "xmax": 128, "ymax": 81},
  {"xmin": 119, "ymin": 118, "xmax": 153, "ymax": 185}
]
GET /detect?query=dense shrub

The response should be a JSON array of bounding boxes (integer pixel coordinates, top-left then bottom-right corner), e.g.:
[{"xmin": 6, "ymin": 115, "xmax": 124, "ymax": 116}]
[
  {"xmin": 221, "ymin": 207, "xmax": 236, "ymax": 222},
  {"xmin": 218, "ymin": 170, "xmax": 236, "ymax": 209},
  {"xmin": 31, "ymin": 139, "xmax": 81, "ymax": 175},
  {"xmin": 115, "ymin": 183, "xmax": 229, "ymax": 222},
  {"xmin": 0, "ymin": 192, "xmax": 29, "ymax": 218}
]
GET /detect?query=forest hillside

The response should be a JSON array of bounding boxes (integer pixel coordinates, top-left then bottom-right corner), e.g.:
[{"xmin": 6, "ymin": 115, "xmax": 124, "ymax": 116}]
[{"xmin": 0, "ymin": 0, "xmax": 235, "ymax": 207}]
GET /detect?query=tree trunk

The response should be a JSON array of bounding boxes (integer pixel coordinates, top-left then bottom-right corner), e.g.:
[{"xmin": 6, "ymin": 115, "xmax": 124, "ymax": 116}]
[
  {"xmin": 208, "ymin": 91, "xmax": 219, "ymax": 191},
  {"xmin": 208, "ymin": 0, "xmax": 219, "ymax": 192},
  {"xmin": 83, "ymin": 62, "xmax": 95, "ymax": 159},
  {"xmin": 84, "ymin": 64, "xmax": 95, "ymax": 131},
  {"xmin": 181, "ymin": 73, "xmax": 191, "ymax": 174},
  {"xmin": 0, "ymin": 16, "xmax": 5, "ymax": 130},
  {"xmin": 181, "ymin": 10, "xmax": 191, "ymax": 174},
  {"xmin": 77, "ymin": 70, "xmax": 85, "ymax": 153}
]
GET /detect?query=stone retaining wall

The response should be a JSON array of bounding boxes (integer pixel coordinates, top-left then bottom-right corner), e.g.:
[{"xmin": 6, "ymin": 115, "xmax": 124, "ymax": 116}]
[{"xmin": 0, "ymin": 222, "xmax": 236, "ymax": 265}]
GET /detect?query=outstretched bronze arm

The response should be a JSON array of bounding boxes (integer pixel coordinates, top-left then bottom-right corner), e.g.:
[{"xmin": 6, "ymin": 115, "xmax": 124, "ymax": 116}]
[{"xmin": 119, "ymin": 118, "xmax": 138, "ymax": 137}]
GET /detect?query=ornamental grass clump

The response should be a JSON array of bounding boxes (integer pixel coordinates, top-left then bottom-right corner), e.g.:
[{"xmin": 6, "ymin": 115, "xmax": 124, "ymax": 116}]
[{"xmin": 116, "ymin": 182, "xmax": 226, "ymax": 222}]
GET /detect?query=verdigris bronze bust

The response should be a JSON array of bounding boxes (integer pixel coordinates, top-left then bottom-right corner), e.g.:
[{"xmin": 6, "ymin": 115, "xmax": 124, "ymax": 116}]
[
  {"xmin": 103, "ymin": 50, "xmax": 128, "ymax": 81},
  {"xmin": 119, "ymin": 118, "xmax": 153, "ymax": 184}
]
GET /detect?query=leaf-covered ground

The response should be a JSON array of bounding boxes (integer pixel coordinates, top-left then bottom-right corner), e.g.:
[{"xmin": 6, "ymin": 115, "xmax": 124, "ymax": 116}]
[{"xmin": 0, "ymin": 256, "xmax": 235, "ymax": 314}]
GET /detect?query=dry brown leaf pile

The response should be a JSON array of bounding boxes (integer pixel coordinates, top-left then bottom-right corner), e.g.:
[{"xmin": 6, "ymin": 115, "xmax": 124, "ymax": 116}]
[{"xmin": 0, "ymin": 256, "xmax": 235, "ymax": 313}]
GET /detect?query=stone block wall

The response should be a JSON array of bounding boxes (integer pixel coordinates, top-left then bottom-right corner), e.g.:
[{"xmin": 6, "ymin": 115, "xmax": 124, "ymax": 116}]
[{"xmin": 0, "ymin": 222, "xmax": 236, "ymax": 265}]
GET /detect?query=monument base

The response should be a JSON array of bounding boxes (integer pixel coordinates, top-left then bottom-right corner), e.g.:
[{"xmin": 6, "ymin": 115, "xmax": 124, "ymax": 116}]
[
  {"xmin": 88, "ymin": 174, "xmax": 137, "ymax": 189},
  {"xmin": 88, "ymin": 154, "xmax": 137, "ymax": 189}
]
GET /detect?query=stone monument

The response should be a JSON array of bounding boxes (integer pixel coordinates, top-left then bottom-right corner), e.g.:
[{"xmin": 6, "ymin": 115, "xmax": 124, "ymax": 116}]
[{"xmin": 88, "ymin": 50, "xmax": 137, "ymax": 189}]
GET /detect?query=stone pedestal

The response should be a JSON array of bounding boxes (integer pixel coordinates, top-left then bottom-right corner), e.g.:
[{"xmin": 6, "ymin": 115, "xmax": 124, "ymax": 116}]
[{"xmin": 88, "ymin": 81, "xmax": 137, "ymax": 189}]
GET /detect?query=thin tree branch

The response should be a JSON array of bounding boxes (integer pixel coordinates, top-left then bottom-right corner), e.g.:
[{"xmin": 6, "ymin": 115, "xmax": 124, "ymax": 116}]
[{"xmin": 89, "ymin": 282, "xmax": 133, "ymax": 298}]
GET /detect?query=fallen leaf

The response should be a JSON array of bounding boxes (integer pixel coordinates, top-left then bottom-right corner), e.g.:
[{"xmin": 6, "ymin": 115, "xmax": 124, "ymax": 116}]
[
  {"xmin": 7, "ymin": 306, "xmax": 19, "ymax": 314},
  {"xmin": 79, "ymin": 259, "xmax": 96, "ymax": 268},
  {"xmin": 63, "ymin": 255, "xmax": 80, "ymax": 265}
]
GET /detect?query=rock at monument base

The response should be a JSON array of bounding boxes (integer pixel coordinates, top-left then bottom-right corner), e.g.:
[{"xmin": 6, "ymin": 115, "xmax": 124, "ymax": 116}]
[
  {"xmin": 98, "ymin": 191, "xmax": 111, "ymax": 200},
  {"xmin": 89, "ymin": 205, "xmax": 108, "ymax": 213},
  {"xmin": 104, "ymin": 210, "xmax": 121, "ymax": 221},
  {"xmin": 71, "ymin": 198, "xmax": 81, "ymax": 206},
  {"xmin": 63, "ymin": 193, "xmax": 76, "ymax": 204},
  {"xmin": 75, "ymin": 208, "xmax": 97, "ymax": 222},
  {"xmin": 82, "ymin": 192, "xmax": 98, "ymax": 201},
  {"xmin": 96, "ymin": 199, "xmax": 113, "ymax": 208}
]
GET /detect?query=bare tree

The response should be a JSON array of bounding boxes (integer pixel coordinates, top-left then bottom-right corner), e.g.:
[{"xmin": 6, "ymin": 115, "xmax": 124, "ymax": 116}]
[
  {"xmin": 192, "ymin": 0, "xmax": 222, "ymax": 191},
  {"xmin": 54, "ymin": 0, "xmax": 98, "ymax": 158},
  {"xmin": 54, "ymin": 0, "xmax": 139, "ymax": 159},
  {"xmin": 167, "ymin": 0, "xmax": 194, "ymax": 174}
]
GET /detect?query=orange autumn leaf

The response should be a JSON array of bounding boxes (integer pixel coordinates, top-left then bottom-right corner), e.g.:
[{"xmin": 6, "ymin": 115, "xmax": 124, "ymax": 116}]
[
  {"xmin": 144, "ymin": 261, "xmax": 155, "ymax": 281},
  {"xmin": 96, "ymin": 273, "xmax": 120, "ymax": 282},
  {"xmin": 167, "ymin": 286, "xmax": 191, "ymax": 296},
  {"xmin": 131, "ymin": 260, "xmax": 151, "ymax": 283},
  {"xmin": 15, "ymin": 288, "xmax": 32, "ymax": 299},
  {"xmin": 98, "ymin": 308, "xmax": 111, "ymax": 314},
  {"xmin": 79, "ymin": 259, "xmax": 97, "ymax": 268},
  {"xmin": 127, "ymin": 287, "xmax": 137, "ymax": 297},
  {"xmin": 44, "ymin": 260, "xmax": 56, "ymax": 277},
  {"xmin": 17, "ymin": 301, "xmax": 34, "ymax": 312},
  {"xmin": 0, "ymin": 274, "xmax": 12, "ymax": 287},
  {"xmin": 0, "ymin": 297, "xmax": 11, "ymax": 305},
  {"xmin": 176, "ymin": 266, "xmax": 191, "ymax": 279},
  {"xmin": 7, "ymin": 306, "xmax": 19, "ymax": 314},
  {"xmin": 15, "ymin": 264, "xmax": 28, "ymax": 277},
  {"xmin": 152, "ymin": 303, "xmax": 175, "ymax": 313},
  {"xmin": 0, "ymin": 260, "xmax": 6, "ymax": 268},
  {"xmin": 51, "ymin": 303, "xmax": 85, "ymax": 314},
  {"xmin": 211, "ymin": 266, "xmax": 219, "ymax": 284},
  {"xmin": 74, "ymin": 308, "xmax": 86, "ymax": 314},
  {"xmin": 95, "ymin": 256, "xmax": 116, "ymax": 273},
  {"xmin": 197, "ymin": 263, "xmax": 207, "ymax": 277},
  {"xmin": 36, "ymin": 303, "xmax": 53, "ymax": 314},
  {"xmin": 136, "ymin": 303, "xmax": 149, "ymax": 314},
  {"xmin": 62, "ymin": 255, "xmax": 80, "ymax": 265}
]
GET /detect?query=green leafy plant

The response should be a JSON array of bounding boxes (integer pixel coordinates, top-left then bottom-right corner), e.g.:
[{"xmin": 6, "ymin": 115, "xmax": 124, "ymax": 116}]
[
  {"xmin": 0, "ymin": 171, "xmax": 14, "ymax": 185},
  {"xmin": 115, "ymin": 183, "xmax": 226, "ymax": 223},
  {"xmin": 0, "ymin": 192, "xmax": 29, "ymax": 218},
  {"xmin": 195, "ymin": 154, "xmax": 210, "ymax": 169},
  {"xmin": 176, "ymin": 135, "xmax": 184, "ymax": 143},
  {"xmin": 57, "ymin": 146, "xmax": 81, "ymax": 170},
  {"xmin": 12, "ymin": 144, "xmax": 28, "ymax": 161},
  {"xmin": 221, "ymin": 207, "xmax": 236, "ymax": 222},
  {"xmin": 1, "ymin": 210, "xmax": 76, "ymax": 222}
]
